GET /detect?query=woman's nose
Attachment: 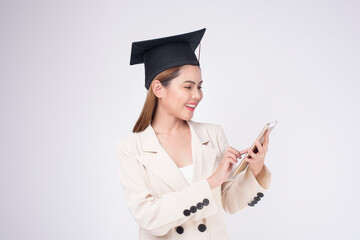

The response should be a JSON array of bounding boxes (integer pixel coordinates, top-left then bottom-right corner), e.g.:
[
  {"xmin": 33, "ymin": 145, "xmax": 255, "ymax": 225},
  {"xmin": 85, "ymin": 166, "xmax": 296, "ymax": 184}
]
[{"xmin": 192, "ymin": 91, "xmax": 201, "ymax": 100}]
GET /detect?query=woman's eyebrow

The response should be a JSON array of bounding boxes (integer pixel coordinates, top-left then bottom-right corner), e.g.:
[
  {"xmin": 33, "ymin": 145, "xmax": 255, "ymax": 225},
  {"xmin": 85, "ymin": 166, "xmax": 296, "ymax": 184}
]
[{"xmin": 184, "ymin": 80, "xmax": 203, "ymax": 84}]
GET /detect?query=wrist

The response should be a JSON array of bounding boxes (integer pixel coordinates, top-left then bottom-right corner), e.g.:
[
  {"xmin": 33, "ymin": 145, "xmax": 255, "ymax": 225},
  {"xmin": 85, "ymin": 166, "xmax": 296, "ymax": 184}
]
[
  {"xmin": 207, "ymin": 175, "xmax": 218, "ymax": 190},
  {"xmin": 254, "ymin": 166, "xmax": 265, "ymax": 180}
]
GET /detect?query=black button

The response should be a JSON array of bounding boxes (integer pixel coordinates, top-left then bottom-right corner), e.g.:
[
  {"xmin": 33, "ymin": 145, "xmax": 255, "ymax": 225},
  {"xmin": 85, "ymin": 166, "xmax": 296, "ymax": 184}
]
[
  {"xmin": 198, "ymin": 224, "xmax": 207, "ymax": 232},
  {"xmin": 254, "ymin": 196, "xmax": 261, "ymax": 201},
  {"xmin": 203, "ymin": 198, "xmax": 209, "ymax": 206},
  {"xmin": 257, "ymin": 192, "xmax": 264, "ymax": 198},
  {"xmin": 176, "ymin": 226, "xmax": 184, "ymax": 234},
  {"xmin": 196, "ymin": 202, "xmax": 203, "ymax": 210},
  {"xmin": 183, "ymin": 209, "xmax": 190, "ymax": 216},
  {"xmin": 190, "ymin": 206, "xmax": 197, "ymax": 213},
  {"xmin": 252, "ymin": 200, "xmax": 258, "ymax": 204},
  {"xmin": 248, "ymin": 202, "xmax": 254, "ymax": 206}
]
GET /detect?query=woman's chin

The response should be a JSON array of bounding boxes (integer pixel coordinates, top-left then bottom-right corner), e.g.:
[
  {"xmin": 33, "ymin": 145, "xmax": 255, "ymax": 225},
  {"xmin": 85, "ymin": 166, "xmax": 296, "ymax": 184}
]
[{"xmin": 183, "ymin": 114, "xmax": 194, "ymax": 121}]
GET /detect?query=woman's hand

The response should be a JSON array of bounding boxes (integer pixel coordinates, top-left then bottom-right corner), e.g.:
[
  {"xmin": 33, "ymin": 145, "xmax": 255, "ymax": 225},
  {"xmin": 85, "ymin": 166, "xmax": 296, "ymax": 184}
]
[
  {"xmin": 207, "ymin": 146, "xmax": 250, "ymax": 190},
  {"xmin": 207, "ymin": 130, "xmax": 270, "ymax": 189},
  {"xmin": 243, "ymin": 130, "xmax": 270, "ymax": 178}
]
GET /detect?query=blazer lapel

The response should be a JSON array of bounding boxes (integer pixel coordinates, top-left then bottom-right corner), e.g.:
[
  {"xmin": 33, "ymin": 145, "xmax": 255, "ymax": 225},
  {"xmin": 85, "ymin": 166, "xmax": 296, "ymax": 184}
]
[
  {"xmin": 138, "ymin": 120, "xmax": 218, "ymax": 192},
  {"xmin": 187, "ymin": 120, "xmax": 218, "ymax": 184},
  {"xmin": 138, "ymin": 122, "xmax": 188, "ymax": 192}
]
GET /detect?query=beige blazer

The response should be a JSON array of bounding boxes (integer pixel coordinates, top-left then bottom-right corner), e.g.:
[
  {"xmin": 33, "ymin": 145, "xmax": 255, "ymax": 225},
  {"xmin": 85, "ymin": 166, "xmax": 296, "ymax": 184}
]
[{"xmin": 115, "ymin": 119, "xmax": 271, "ymax": 240}]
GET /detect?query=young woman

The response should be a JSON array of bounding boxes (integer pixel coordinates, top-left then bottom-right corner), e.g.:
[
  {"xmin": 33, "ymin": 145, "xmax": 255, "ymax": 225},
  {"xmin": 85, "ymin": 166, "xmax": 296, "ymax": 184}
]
[{"xmin": 115, "ymin": 28, "xmax": 271, "ymax": 239}]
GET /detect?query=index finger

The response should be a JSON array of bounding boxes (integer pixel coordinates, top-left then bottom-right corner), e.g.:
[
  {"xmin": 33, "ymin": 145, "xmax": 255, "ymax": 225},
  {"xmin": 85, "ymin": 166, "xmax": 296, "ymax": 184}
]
[
  {"xmin": 240, "ymin": 148, "xmax": 251, "ymax": 155},
  {"xmin": 227, "ymin": 146, "xmax": 245, "ymax": 159}
]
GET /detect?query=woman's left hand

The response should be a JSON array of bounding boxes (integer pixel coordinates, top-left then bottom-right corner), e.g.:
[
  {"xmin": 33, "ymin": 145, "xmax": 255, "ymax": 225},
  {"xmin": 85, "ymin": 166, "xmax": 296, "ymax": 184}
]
[{"xmin": 243, "ymin": 130, "xmax": 270, "ymax": 178}]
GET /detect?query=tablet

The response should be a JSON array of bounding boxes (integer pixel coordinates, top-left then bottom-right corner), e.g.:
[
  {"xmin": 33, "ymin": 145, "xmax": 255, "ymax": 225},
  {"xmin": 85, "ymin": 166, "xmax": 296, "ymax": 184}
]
[{"xmin": 231, "ymin": 121, "xmax": 278, "ymax": 177}]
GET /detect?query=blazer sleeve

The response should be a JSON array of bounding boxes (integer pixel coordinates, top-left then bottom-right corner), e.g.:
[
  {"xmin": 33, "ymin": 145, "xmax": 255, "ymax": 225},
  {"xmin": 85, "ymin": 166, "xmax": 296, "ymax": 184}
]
[
  {"xmin": 215, "ymin": 125, "xmax": 272, "ymax": 214},
  {"xmin": 115, "ymin": 139, "xmax": 219, "ymax": 236}
]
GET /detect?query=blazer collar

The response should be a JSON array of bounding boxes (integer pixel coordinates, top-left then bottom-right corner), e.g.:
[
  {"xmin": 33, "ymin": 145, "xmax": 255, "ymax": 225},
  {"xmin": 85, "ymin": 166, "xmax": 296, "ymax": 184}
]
[
  {"xmin": 138, "ymin": 119, "xmax": 217, "ymax": 191},
  {"xmin": 140, "ymin": 119, "xmax": 210, "ymax": 152}
]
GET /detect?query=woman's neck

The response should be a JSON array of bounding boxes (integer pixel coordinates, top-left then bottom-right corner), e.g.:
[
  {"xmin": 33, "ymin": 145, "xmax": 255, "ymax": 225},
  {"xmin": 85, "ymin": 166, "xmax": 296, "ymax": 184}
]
[{"xmin": 151, "ymin": 115, "xmax": 187, "ymax": 135}]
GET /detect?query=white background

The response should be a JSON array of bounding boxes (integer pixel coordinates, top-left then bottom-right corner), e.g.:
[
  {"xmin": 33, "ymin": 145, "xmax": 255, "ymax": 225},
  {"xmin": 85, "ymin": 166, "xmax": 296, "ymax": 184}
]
[{"xmin": 1, "ymin": 0, "xmax": 359, "ymax": 239}]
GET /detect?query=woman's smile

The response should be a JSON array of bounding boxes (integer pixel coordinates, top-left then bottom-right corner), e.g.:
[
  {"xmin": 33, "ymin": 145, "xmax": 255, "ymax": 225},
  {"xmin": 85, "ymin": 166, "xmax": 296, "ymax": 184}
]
[
  {"xmin": 185, "ymin": 105, "xmax": 195, "ymax": 111},
  {"xmin": 185, "ymin": 103, "xmax": 197, "ymax": 111}
]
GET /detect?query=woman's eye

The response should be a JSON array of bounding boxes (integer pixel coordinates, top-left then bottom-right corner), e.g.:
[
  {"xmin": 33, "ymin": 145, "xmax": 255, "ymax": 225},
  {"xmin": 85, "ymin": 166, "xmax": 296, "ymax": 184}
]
[{"xmin": 185, "ymin": 86, "xmax": 202, "ymax": 89}]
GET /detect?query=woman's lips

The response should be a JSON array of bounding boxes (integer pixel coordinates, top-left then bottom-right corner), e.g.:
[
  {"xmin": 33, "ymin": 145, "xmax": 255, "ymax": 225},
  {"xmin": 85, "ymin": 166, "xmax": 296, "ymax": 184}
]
[{"xmin": 186, "ymin": 106, "xmax": 195, "ymax": 111}]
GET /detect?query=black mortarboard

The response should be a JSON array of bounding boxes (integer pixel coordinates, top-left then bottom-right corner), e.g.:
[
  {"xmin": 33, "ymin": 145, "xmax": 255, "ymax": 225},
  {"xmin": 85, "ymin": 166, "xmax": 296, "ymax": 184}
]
[{"xmin": 130, "ymin": 28, "xmax": 206, "ymax": 90}]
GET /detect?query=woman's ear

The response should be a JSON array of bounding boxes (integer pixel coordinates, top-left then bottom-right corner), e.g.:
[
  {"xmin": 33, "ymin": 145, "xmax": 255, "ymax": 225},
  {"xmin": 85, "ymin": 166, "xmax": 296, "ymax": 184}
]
[{"xmin": 152, "ymin": 80, "xmax": 163, "ymax": 98}]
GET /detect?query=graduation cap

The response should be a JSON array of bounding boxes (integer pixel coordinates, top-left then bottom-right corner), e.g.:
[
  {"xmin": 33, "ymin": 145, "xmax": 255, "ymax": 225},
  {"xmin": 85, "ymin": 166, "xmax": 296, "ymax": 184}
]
[{"xmin": 130, "ymin": 28, "xmax": 206, "ymax": 90}]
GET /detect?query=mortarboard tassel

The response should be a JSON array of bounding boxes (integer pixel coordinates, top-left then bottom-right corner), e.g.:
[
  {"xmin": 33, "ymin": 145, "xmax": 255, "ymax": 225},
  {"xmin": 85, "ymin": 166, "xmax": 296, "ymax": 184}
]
[{"xmin": 198, "ymin": 42, "xmax": 201, "ymax": 62}]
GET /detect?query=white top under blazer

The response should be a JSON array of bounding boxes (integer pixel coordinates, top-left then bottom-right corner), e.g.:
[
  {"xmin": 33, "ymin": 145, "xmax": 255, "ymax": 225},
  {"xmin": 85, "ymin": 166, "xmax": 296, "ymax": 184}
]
[{"xmin": 179, "ymin": 163, "xmax": 194, "ymax": 184}]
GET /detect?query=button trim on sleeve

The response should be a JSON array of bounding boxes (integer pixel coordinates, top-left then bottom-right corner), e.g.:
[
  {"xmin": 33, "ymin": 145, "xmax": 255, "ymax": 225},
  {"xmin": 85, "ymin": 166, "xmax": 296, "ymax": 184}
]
[
  {"xmin": 183, "ymin": 209, "xmax": 191, "ymax": 216},
  {"xmin": 190, "ymin": 206, "xmax": 197, "ymax": 213}
]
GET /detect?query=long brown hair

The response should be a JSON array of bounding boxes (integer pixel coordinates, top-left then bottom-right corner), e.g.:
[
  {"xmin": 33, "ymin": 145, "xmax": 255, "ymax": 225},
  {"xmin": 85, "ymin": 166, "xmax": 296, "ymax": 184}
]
[{"xmin": 132, "ymin": 66, "xmax": 182, "ymax": 133}]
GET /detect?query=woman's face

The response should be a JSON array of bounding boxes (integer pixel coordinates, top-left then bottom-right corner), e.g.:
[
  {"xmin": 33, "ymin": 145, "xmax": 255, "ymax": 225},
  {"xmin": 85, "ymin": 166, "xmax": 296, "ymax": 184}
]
[{"xmin": 158, "ymin": 65, "xmax": 203, "ymax": 121}]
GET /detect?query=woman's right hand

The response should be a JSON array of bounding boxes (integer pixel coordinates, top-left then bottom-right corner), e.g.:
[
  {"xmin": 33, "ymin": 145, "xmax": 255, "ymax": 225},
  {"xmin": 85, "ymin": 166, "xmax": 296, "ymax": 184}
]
[{"xmin": 207, "ymin": 146, "xmax": 250, "ymax": 189}]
